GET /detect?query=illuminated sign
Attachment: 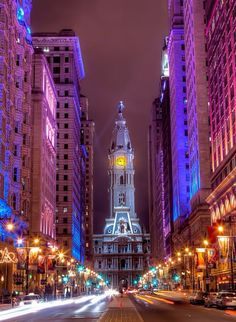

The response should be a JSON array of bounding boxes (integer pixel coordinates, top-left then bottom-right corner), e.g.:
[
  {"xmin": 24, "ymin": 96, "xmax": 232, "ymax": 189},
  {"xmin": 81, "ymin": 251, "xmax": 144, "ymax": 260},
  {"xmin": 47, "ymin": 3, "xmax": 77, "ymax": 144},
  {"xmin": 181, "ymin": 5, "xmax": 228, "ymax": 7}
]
[{"xmin": 0, "ymin": 248, "xmax": 18, "ymax": 264}]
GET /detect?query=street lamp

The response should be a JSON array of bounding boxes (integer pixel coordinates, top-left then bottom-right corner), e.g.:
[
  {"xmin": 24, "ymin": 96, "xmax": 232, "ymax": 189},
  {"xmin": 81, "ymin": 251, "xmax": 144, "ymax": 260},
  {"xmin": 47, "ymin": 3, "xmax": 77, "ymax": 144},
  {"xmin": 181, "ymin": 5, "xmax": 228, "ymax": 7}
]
[{"xmin": 203, "ymin": 239, "xmax": 209, "ymax": 292}]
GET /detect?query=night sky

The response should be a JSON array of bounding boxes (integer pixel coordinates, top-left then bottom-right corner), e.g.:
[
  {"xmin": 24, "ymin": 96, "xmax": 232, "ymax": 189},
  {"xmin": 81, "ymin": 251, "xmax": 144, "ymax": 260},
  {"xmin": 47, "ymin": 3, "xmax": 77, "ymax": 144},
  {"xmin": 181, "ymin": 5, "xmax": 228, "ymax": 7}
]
[{"xmin": 32, "ymin": 0, "xmax": 168, "ymax": 233}]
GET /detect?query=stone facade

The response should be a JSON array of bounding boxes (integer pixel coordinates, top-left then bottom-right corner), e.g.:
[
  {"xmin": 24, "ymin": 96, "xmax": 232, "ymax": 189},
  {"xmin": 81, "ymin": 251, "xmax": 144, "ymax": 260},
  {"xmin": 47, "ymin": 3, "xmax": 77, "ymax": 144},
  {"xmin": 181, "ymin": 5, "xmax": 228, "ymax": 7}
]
[
  {"xmin": 33, "ymin": 30, "xmax": 85, "ymax": 261},
  {"xmin": 31, "ymin": 50, "xmax": 57, "ymax": 239}
]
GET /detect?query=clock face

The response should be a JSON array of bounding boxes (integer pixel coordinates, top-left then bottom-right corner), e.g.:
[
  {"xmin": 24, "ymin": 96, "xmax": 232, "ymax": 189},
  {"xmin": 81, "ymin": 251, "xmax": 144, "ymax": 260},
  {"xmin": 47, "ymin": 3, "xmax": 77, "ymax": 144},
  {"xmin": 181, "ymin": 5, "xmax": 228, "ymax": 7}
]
[{"xmin": 115, "ymin": 156, "xmax": 126, "ymax": 167}]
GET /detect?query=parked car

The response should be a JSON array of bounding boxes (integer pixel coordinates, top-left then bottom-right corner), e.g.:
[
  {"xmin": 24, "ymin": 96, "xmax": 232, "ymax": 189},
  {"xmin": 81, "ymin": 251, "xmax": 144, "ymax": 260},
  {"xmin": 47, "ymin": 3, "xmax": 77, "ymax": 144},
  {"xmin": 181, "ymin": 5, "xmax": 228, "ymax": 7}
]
[
  {"xmin": 189, "ymin": 291, "xmax": 208, "ymax": 305},
  {"xmin": 216, "ymin": 291, "xmax": 236, "ymax": 310},
  {"xmin": 19, "ymin": 294, "xmax": 42, "ymax": 306},
  {"xmin": 204, "ymin": 292, "xmax": 218, "ymax": 307}
]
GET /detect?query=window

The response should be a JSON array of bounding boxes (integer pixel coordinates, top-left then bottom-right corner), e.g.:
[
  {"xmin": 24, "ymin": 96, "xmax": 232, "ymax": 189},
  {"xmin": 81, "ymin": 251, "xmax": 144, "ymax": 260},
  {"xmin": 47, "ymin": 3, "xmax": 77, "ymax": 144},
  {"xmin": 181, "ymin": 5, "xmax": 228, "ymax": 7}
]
[
  {"xmin": 63, "ymin": 185, "xmax": 68, "ymax": 191},
  {"xmin": 65, "ymin": 90, "xmax": 69, "ymax": 97},
  {"xmin": 64, "ymin": 175, "xmax": 68, "ymax": 180},
  {"xmin": 63, "ymin": 218, "xmax": 68, "ymax": 224},
  {"xmin": 64, "ymin": 154, "xmax": 68, "ymax": 160},
  {"xmin": 64, "ymin": 144, "xmax": 68, "ymax": 149},
  {"xmin": 53, "ymin": 56, "xmax": 60, "ymax": 63},
  {"xmin": 63, "ymin": 196, "xmax": 68, "ymax": 202},
  {"xmin": 63, "ymin": 228, "xmax": 68, "ymax": 234},
  {"xmin": 64, "ymin": 113, "xmax": 68, "ymax": 118},
  {"xmin": 65, "ymin": 57, "xmax": 69, "ymax": 63},
  {"xmin": 57, "ymin": 102, "xmax": 60, "ymax": 109},
  {"xmin": 54, "ymin": 47, "xmax": 60, "ymax": 51},
  {"xmin": 13, "ymin": 168, "xmax": 18, "ymax": 182},
  {"xmin": 65, "ymin": 47, "xmax": 69, "ymax": 51},
  {"xmin": 56, "ymin": 184, "xmax": 59, "ymax": 191},
  {"xmin": 64, "ymin": 123, "xmax": 68, "ymax": 129},
  {"xmin": 56, "ymin": 112, "xmax": 60, "ymax": 118},
  {"xmin": 64, "ymin": 103, "xmax": 69, "ymax": 108},
  {"xmin": 65, "ymin": 67, "xmax": 69, "ymax": 73},
  {"xmin": 64, "ymin": 133, "xmax": 69, "ymax": 139},
  {"xmin": 53, "ymin": 67, "xmax": 60, "ymax": 74},
  {"xmin": 63, "ymin": 207, "xmax": 68, "ymax": 213},
  {"xmin": 64, "ymin": 164, "xmax": 68, "ymax": 170}
]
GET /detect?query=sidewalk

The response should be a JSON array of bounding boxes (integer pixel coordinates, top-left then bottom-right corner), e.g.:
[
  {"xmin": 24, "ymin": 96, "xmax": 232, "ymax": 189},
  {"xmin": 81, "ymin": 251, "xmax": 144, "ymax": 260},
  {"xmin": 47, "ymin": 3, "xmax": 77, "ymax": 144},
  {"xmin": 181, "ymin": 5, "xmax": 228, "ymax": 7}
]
[
  {"xmin": 98, "ymin": 295, "xmax": 143, "ymax": 322},
  {"xmin": 0, "ymin": 303, "xmax": 12, "ymax": 311}
]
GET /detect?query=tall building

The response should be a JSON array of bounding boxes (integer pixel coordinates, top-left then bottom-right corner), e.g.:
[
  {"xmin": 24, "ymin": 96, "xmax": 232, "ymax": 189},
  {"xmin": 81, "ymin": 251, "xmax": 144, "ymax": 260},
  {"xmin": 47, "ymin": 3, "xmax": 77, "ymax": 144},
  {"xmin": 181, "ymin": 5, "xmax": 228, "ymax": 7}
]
[
  {"xmin": 183, "ymin": 0, "xmax": 211, "ymax": 246},
  {"xmin": 206, "ymin": 0, "xmax": 236, "ymax": 289},
  {"xmin": 80, "ymin": 95, "xmax": 95, "ymax": 264},
  {"xmin": 33, "ymin": 29, "xmax": 85, "ymax": 261},
  {"xmin": 93, "ymin": 102, "xmax": 150, "ymax": 289},
  {"xmin": 148, "ymin": 98, "xmax": 164, "ymax": 262},
  {"xmin": 31, "ymin": 50, "xmax": 57, "ymax": 240},
  {"xmin": 0, "ymin": 0, "xmax": 33, "ymax": 293},
  {"xmin": 168, "ymin": 0, "xmax": 190, "ymax": 248},
  {"xmin": 148, "ymin": 39, "xmax": 173, "ymax": 262}
]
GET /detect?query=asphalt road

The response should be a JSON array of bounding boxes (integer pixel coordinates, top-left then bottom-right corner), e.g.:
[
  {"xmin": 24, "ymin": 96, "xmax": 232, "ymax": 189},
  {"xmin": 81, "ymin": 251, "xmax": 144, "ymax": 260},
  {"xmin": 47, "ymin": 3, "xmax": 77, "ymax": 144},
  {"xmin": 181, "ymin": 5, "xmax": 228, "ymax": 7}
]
[
  {"xmin": 0, "ymin": 295, "xmax": 109, "ymax": 322},
  {"xmin": 131, "ymin": 293, "xmax": 236, "ymax": 322}
]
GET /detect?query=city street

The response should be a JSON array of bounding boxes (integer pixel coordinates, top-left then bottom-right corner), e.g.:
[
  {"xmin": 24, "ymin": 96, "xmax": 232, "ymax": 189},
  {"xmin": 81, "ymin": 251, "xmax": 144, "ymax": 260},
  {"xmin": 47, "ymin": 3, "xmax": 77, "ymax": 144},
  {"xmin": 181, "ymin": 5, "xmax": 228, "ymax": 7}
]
[
  {"xmin": 0, "ymin": 294, "xmax": 109, "ymax": 322},
  {"xmin": 131, "ymin": 293, "xmax": 236, "ymax": 322}
]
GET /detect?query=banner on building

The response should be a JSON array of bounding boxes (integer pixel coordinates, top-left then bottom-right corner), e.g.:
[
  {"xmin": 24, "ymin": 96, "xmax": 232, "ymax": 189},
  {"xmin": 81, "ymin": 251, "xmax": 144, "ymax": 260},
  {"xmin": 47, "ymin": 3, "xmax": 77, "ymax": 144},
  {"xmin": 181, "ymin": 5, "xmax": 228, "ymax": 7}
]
[
  {"xmin": 218, "ymin": 237, "xmax": 229, "ymax": 263},
  {"xmin": 207, "ymin": 248, "xmax": 217, "ymax": 268},
  {"xmin": 29, "ymin": 247, "xmax": 39, "ymax": 270},
  {"xmin": 37, "ymin": 255, "xmax": 45, "ymax": 274},
  {"xmin": 16, "ymin": 248, "xmax": 27, "ymax": 270},
  {"xmin": 195, "ymin": 248, "xmax": 206, "ymax": 269}
]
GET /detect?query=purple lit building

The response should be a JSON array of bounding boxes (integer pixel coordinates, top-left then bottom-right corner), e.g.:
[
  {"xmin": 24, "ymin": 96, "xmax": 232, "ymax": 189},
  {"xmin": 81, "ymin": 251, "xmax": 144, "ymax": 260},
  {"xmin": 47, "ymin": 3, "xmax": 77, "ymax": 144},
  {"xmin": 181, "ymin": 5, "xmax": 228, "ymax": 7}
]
[
  {"xmin": 0, "ymin": 0, "xmax": 33, "ymax": 293},
  {"xmin": 183, "ymin": 0, "xmax": 211, "ymax": 246},
  {"xmin": 206, "ymin": 0, "xmax": 236, "ymax": 289},
  {"xmin": 168, "ymin": 0, "xmax": 190, "ymax": 248},
  {"xmin": 33, "ymin": 30, "xmax": 85, "ymax": 262}
]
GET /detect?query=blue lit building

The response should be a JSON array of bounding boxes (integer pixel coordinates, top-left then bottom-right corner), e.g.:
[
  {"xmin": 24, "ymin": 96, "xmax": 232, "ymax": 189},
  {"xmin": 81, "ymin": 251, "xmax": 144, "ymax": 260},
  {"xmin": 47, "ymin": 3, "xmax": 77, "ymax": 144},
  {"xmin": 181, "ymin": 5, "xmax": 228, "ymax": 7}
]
[
  {"xmin": 168, "ymin": 0, "xmax": 190, "ymax": 226},
  {"xmin": 0, "ymin": 0, "xmax": 33, "ymax": 294}
]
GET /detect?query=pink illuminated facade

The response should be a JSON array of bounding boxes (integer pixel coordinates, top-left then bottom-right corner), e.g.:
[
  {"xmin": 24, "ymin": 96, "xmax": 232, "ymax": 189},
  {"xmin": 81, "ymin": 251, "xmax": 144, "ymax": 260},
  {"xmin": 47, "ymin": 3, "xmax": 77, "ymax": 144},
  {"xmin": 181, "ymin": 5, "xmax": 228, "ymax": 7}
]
[
  {"xmin": 206, "ymin": 0, "xmax": 236, "ymax": 223},
  {"xmin": 31, "ymin": 50, "xmax": 57, "ymax": 240}
]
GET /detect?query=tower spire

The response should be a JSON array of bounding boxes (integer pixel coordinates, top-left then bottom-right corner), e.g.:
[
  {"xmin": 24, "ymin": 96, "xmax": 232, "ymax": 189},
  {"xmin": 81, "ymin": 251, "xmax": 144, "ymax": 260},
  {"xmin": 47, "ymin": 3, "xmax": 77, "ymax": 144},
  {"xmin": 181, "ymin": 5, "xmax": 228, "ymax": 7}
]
[{"xmin": 117, "ymin": 101, "xmax": 125, "ymax": 114}]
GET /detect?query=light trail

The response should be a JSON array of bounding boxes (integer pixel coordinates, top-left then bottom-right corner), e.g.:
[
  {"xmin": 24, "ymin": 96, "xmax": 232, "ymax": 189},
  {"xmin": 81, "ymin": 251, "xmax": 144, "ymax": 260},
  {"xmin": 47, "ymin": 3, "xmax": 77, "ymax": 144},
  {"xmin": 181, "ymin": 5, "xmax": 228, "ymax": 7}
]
[
  {"xmin": 135, "ymin": 295, "xmax": 154, "ymax": 304},
  {"xmin": 0, "ymin": 294, "xmax": 105, "ymax": 321},
  {"xmin": 146, "ymin": 294, "xmax": 174, "ymax": 305}
]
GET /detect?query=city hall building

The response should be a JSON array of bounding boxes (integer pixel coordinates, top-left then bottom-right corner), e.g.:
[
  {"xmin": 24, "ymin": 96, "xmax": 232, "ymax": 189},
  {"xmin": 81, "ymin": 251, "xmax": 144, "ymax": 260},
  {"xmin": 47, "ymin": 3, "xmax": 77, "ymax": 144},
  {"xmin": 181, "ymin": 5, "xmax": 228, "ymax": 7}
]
[{"xmin": 93, "ymin": 102, "xmax": 150, "ymax": 289}]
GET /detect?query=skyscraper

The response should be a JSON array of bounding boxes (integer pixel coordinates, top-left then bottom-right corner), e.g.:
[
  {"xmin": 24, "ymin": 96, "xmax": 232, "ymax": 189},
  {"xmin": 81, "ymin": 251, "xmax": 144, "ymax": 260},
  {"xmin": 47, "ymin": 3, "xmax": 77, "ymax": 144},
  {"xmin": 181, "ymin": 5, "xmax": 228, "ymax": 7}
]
[
  {"xmin": 206, "ymin": 0, "xmax": 236, "ymax": 289},
  {"xmin": 33, "ymin": 29, "xmax": 85, "ymax": 261},
  {"xmin": 183, "ymin": 0, "xmax": 211, "ymax": 245},
  {"xmin": 31, "ymin": 50, "xmax": 57, "ymax": 240},
  {"xmin": 80, "ymin": 95, "xmax": 95, "ymax": 263},
  {"xmin": 0, "ymin": 0, "xmax": 33, "ymax": 293},
  {"xmin": 168, "ymin": 0, "xmax": 190, "ymax": 248},
  {"xmin": 148, "ymin": 39, "xmax": 173, "ymax": 262},
  {"xmin": 93, "ymin": 102, "xmax": 150, "ymax": 289}
]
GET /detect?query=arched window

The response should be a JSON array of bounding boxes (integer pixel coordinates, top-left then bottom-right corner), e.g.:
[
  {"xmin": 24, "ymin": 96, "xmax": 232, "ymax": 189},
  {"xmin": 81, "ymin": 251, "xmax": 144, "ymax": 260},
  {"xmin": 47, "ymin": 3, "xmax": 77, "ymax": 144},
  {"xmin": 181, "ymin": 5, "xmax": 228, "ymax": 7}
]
[{"xmin": 120, "ymin": 176, "xmax": 124, "ymax": 185}]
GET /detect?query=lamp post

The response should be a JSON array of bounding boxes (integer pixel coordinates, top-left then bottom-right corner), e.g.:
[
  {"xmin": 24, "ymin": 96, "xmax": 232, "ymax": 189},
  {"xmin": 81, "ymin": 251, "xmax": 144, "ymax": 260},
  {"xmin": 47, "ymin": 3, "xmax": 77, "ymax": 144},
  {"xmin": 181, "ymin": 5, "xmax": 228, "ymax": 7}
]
[{"xmin": 203, "ymin": 240, "xmax": 209, "ymax": 292}]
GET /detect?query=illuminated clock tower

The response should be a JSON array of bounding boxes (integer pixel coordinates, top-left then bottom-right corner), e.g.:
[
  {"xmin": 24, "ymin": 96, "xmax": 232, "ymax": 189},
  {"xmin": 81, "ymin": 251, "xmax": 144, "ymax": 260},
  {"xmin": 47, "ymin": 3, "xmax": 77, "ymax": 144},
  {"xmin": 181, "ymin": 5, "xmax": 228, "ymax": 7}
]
[
  {"xmin": 109, "ymin": 101, "xmax": 136, "ymax": 219},
  {"xmin": 93, "ymin": 102, "xmax": 150, "ymax": 289}
]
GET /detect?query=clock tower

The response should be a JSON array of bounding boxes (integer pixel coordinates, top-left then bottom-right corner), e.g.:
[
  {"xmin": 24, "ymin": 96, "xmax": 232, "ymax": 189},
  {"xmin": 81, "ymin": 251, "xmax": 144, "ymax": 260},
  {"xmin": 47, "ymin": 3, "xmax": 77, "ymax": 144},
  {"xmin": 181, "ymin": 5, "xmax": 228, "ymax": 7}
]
[
  {"xmin": 93, "ymin": 102, "xmax": 150, "ymax": 289},
  {"xmin": 108, "ymin": 101, "xmax": 136, "ymax": 219}
]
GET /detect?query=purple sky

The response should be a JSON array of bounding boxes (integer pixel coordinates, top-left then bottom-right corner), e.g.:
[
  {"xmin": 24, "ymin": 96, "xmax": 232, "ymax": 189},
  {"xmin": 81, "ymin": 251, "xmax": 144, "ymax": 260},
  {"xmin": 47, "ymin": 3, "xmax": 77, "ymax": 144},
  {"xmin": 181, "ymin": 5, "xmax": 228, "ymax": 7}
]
[{"xmin": 32, "ymin": 0, "xmax": 168, "ymax": 233}]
